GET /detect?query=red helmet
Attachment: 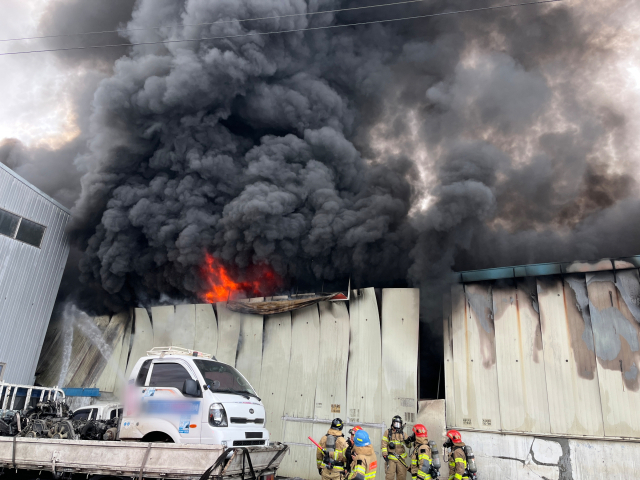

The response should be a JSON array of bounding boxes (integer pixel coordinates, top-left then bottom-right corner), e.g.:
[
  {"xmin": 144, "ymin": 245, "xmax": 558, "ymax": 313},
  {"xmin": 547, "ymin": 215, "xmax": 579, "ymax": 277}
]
[
  {"xmin": 446, "ymin": 430, "xmax": 462, "ymax": 443},
  {"xmin": 412, "ymin": 424, "xmax": 428, "ymax": 438},
  {"xmin": 349, "ymin": 425, "xmax": 363, "ymax": 435}
]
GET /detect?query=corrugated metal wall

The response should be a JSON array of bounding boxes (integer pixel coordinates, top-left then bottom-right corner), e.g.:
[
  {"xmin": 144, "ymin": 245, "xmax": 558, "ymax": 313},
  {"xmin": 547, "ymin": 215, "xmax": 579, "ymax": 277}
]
[
  {"xmin": 0, "ymin": 163, "xmax": 70, "ymax": 385},
  {"xmin": 37, "ymin": 288, "xmax": 420, "ymax": 480},
  {"xmin": 445, "ymin": 269, "xmax": 640, "ymax": 439}
]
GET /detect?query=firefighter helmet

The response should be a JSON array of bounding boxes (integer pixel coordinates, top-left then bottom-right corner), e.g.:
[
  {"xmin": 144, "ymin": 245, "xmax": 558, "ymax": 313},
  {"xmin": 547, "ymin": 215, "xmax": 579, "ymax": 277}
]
[
  {"xmin": 412, "ymin": 424, "xmax": 428, "ymax": 438},
  {"xmin": 446, "ymin": 430, "xmax": 462, "ymax": 443},
  {"xmin": 331, "ymin": 418, "xmax": 344, "ymax": 431},
  {"xmin": 354, "ymin": 430, "xmax": 371, "ymax": 447},
  {"xmin": 391, "ymin": 415, "xmax": 403, "ymax": 430},
  {"xmin": 349, "ymin": 425, "xmax": 363, "ymax": 435}
]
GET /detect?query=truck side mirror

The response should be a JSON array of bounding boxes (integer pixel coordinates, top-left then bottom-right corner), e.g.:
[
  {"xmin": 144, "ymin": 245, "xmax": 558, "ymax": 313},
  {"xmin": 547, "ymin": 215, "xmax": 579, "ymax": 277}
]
[{"xmin": 182, "ymin": 379, "xmax": 202, "ymax": 397}]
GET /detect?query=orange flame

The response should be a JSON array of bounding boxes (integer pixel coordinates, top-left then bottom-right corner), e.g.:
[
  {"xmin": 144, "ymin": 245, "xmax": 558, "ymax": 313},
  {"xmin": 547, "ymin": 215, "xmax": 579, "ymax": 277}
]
[{"xmin": 200, "ymin": 253, "xmax": 282, "ymax": 303}]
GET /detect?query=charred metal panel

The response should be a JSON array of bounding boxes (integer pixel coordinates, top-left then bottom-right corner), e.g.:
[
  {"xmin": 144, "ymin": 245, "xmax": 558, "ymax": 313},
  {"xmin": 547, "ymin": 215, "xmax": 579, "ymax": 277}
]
[
  {"xmin": 93, "ymin": 312, "xmax": 129, "ymax": 392},
  {"xmin": 215, "ymin": 302, "xmax": 242, "ymax": 366},
  {"xmin": 452, "ymin": 283, "xmax": 501, "ymax": 431},
  {"xmin": 565, "ymin": 259, "xmax": 614, "ymax": 273},
  {"xmin": 443, "ymin": 289, "xmax": 456, "ymax": 427},
  {"xmin": 315, "ymin": 301, "xmax": 349, "ymax": 421},
  {"xmin": 235, "ymin": 303, "xmax": 264, "ymax": 391},
  {"xmin": 194, "ymin": 304, "xmax": 218, "ymax": 356},
  {"xmin": 150, "ymin": 306, "xmax": 175, "ymax": 348},
  {"xmin": 125, "ymin": 308, "xmax": 154, "ymax": 379},
  {"xmin": 493, "ymin": 279, "xmax": 550, "ymax": 433},
  {"xmin": 173, "ymin": 304, "xmax": 196, "ymax": 350},
  {"xmin": 537, "ymin": 275, "xmax": 604, "ymax": 436},
  {"xmin": 347, "ymin": 287, "xmax": 382, "ymax": 425},
  {"xmin": 115, "ymin": 315, "xmax": 132, "ymax": 396},
  {"xmin": 381, "ymin": 288, "xmax": 419, "ymax": 427},
  {"xmin": 281, "ymin": 305, "xmax": 320, "ymax": 479},
  {"xmin": 64, "ymin": 316, "xmax": 110, "ymax": 388},
  {"xmin": 0, "ymin": 163, "xmax": 70, "ymax": 384},
  {"xmin": 586, "ymin": 270, "xmax": 640, "ymax": 438},
  {"xmin": 259, "ymin": 312, "xmax": 291, "ymax": 442}
]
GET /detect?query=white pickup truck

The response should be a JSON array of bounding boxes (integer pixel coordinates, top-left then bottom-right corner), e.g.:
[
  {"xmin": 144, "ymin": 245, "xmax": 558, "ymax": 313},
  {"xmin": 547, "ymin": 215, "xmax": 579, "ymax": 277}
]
[{"xmin": 0, "ymin": 347, "xmax": 287, "ymax": 479}]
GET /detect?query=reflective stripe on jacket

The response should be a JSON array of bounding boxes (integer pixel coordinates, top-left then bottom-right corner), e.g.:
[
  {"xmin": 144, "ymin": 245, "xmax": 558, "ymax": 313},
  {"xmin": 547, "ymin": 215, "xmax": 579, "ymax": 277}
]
[
  {"xmin": 381, "ymin": 429, "xmax": 409, "ymax": 462},
  {"xmin": 410, "ymin": 438, "xmax": 432, "ymax": 480},
  {"xmin": 447, "ymin": 444, "xmax": 468, "ymax": 480},
  {"xmin": 318, "ymin": 429, "xmax": 349, "ymax": 471},
  {"xmin": 348, "ymin": 445, "xmax": 377, "ymax": 480}
]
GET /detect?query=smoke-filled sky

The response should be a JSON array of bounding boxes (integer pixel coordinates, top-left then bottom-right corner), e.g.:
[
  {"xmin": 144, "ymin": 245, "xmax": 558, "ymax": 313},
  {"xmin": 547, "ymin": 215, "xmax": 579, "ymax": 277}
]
[{"xmin": 2, "ymin": 0, "xmax": 640, "ymax": 332}]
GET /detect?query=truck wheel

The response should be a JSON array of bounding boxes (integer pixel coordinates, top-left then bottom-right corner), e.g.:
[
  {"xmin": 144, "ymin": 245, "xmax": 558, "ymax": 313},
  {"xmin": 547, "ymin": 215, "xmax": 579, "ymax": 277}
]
[{"xmin": 141, "ymin": 432, "xmax": 174, "ymax": 443}]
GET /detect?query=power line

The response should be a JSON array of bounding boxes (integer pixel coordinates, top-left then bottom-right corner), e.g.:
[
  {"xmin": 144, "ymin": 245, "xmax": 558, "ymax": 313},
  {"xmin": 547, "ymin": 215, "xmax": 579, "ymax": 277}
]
[
  {"xmin": 0, "ymin": 0, "xmax": 563, "ymax": 57},
  {"xmin": 2, "ymin": 0, "xmax": 431, "ymax": 43}
]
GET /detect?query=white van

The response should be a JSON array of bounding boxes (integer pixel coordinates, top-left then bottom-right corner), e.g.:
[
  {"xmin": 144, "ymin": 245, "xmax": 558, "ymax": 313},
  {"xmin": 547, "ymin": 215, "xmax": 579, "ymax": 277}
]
[
  {"xmin": 71, "ymin": 403, "xmax": 122, "ymax": 421},
  {"xmin": 119, "ymin": 347, "xmax": 268, "ymax": 446}
]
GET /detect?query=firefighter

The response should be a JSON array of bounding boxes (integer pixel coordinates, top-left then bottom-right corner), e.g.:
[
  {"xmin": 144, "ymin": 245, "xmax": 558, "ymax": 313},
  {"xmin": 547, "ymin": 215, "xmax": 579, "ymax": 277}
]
[
  {"xmin": 443, "ymin": 430, "xmax": 468, "ymax": 480},
  {"xmin": 409, "ymin": 424, "xmax": 432, "ymax": 480},
  {"xmin": 348, "ymin": 430, "xmax": 378, "ymax": 480},
  {"xmin": 317, "ymin": 418, "xmax": 349, "ymax": 479},
  {"xmin": 346, "ymin": 425, "xmax": 363, "ymax": 472},
  {"xmin": 382, "ymin": 415, "xmax": 411, "ymax": 480}
]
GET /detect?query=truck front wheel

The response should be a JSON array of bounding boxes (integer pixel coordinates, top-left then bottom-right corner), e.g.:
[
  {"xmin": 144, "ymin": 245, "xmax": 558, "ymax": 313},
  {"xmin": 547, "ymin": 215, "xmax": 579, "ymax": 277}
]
[{"xmin": 141, "ymin": 432, "xmax": 174, "ymax": 443}]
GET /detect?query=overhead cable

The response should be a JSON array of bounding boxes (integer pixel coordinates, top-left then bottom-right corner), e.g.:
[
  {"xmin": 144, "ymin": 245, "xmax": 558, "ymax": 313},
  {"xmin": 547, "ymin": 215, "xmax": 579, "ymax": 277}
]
[
  {"xmin": 0, "ymin": 0, "xmax": 563, "ymax": 57},
  {"xmin": 2, "ymin": 0, "xmax": 431, "ymax": 43}
]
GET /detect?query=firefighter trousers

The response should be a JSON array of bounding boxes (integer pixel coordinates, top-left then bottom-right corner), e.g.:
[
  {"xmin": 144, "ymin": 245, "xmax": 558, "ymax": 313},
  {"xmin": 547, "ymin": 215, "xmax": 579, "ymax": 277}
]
[
  {"xmin": 385, "ymin": 459, "xmax": 408, "ymax": 480},
  {"xmin": 321, "ymin": 468, "xmax": 344, "ymax": 480}
]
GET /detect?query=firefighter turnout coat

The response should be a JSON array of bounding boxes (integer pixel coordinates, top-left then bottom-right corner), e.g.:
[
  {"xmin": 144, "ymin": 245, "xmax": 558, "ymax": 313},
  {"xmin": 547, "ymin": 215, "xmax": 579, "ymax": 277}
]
[
  {"xmin": 448, "ymin": 443, "xmax": 468, "ymax": 480},
  {"xmin": 317, "ymin": 428, "xmax": 349, "ymax": 478},
  {"xmin": 382, "ymin": 429, "xmax": 410, "ymax": 480},
  {"xmin": 348, "ymin": 445, "xmax": 378, "ymax": 480},
  {"xmin": 411, "ymin": 437, "xmax": 432, "ymax": 480}
]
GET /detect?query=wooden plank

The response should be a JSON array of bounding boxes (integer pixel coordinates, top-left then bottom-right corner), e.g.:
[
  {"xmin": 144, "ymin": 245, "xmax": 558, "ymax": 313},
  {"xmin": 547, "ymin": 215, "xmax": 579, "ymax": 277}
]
[
  {"xmin": 94, "ymin": 312, "xmax": 129, "ymax": 392},
  {"xmin": 586, "ymin": 270, "xmax": 640, "ymax": 438},
  {"xmin": 194, "ymin": 304, "xmax": 218, "ymax": 357},
  {"xmin": 151, "ymin": 306, "xmax": 174, "ymax": 348},
  {"xmin": 281, "ymin": 305, "xmax": 320, "ymax": 480},
  {"xmin": 492, "ymin": 279, "xmax": 550, "ymax": 433},
  {"xmin": 314, "ymin": 301, "xmax": 349, "ymax": 421},
  {"xmin": 173, "ymin": 304, "xmax": 196, "ymax": 350},
  {"xmin": 443, "ymin": 289, "xmax": 455, "ymax": 427},
  {"xmin": 235, "ymin": 300, "xmax": 264, "ymax": 390},
  {"xmin": 381, "ymin": 288, "xmax": 419, "ymax": 427},
  {"xmin": 346, "ymin": 288, "xmax": 382, "ymax": 425},
  {"xmin": 259, "ymin": 312, "xmax": 292, "ymax": 442},
  {"xmin": 537, "ymin": 275, "xmax": 604, "ymax": 436},
  {"xmin": 451, "ymin": 283, "xmax": 501, "ymax": 430},
  {"xmin": 215, "ymin": 302, "xmax": 242, "ymax": 366},
  {"xmin": 125, "ymin": 308, "xmax": 154, "ymax": 380}
]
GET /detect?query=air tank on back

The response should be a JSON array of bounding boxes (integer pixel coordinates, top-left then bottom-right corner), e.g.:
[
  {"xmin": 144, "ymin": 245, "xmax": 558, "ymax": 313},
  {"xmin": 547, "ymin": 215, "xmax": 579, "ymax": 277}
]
[
  {"xmin": 464, "ymin": 445, "xmax": 477, "ymax": 473},
  {"xmin": 428, "ymin": 440, "xmax": 442, "ymax": 470}
]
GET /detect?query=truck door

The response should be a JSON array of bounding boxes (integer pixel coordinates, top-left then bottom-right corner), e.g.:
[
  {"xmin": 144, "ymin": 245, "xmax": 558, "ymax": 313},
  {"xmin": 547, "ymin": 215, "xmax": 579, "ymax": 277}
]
[{"xmin": 145, "ymin": 361, "xmax": 201, "ymax": 443}]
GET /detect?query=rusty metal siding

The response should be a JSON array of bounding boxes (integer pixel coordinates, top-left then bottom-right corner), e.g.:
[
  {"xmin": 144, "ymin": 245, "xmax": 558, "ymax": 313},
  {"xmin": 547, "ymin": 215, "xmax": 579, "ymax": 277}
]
[
  {"xmin": 586, "ymin": 270, "xmax": 640, "ymax": 437},
  {"xmin": 537, "ymin": 275, "xmax": 604, "ymax": 436},
  {"xmin": 0, "ymin": 163, "xmax": 70, "ymax": 385},
  {"xmin": 493, "ymin": 279, "xmax": 550, "ymax": 433}
]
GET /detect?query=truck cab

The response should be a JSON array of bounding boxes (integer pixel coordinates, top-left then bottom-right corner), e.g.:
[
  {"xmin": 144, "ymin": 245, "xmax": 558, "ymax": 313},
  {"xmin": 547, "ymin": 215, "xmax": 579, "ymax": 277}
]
[
  {"xmin": 71, "ymin": 403, "xmax": 123, "ymax": 421},
  {"xmin": 120, "ymin": 347, "xmax": 268, "ymax": 446}
]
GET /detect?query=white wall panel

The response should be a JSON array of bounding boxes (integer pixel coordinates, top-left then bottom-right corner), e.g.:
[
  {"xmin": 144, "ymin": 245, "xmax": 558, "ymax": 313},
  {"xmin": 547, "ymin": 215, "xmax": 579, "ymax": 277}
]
[
  {"xmin": 194, "ymin": 304, "xmax": 218, "ymax": 357},
  {"xmin": 235, "ymin": 301, "xmax": 264, "ymax": 390},
  {"xmin": 314, "ymin": 301, "xmax": 349, "ymax": 421},
  {"xmin": 173, "ymin": 304, "xmax": 196, "ymax": 350},
  {"xmin": 215, "ymin": 302, "xmax": 242, "ymax": 366},
  {"xmin": 281, "ymin": 305, "xmax": 320, "ymax": 480},
  {"xmin": 451, "ymin": 283, "xmax": 501, "ymax": 430},
  {"xmin": 150, "ymin": 306, "xmax": 174, "ymax": 348},
  {"xmin": 442, "ymin": 289, "xmax": 455, "ymax": 427},
  {"xmin": 493, "ymin": 280, "xmax": 550, "ymax": 433},
  {"xmin": 381, "ymin": 288, "xmax": 419, "ymax": 427},
  {"xmin": 586, "ymin": 270, "xmax": 640, "ymax": 438},
  {"xmin": 537, "ymin": 276, "xmax": 604, "ymax": 436},
  {"xmin": 347, "ymin": 288, "xmax": 382, "ymax": 424},
  {"xmin": 125, "ymin": 309, "xmax": 154, "ymax": 379},
  {"xmin": 259, "ymin": 312, "xmax": 291, "ymax": 442}
]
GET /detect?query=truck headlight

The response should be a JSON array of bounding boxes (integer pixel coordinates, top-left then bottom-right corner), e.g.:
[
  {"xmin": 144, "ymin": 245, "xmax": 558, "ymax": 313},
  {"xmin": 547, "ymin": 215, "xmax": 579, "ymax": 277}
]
[{"xmin": 209, "ymin": 403, "xmax": 228, "ymax": 427}]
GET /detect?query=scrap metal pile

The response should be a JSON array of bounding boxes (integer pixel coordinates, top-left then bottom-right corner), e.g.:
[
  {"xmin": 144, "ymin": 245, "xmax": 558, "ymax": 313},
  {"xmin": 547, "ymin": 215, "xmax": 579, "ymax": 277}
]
[{"xmin": 0, "ymin": 400, "xmax": 118, "ymax": 441}]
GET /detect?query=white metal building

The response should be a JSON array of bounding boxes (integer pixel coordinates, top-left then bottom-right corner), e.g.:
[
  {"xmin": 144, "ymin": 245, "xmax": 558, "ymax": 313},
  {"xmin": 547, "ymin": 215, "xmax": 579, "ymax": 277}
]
[
  {"xmin": 0, "ymin": 162, "xmax": 71, "ymax": 384},
  {"xmin": 445, "ymin": 257, "xmax": 640, "ymax": 479}
]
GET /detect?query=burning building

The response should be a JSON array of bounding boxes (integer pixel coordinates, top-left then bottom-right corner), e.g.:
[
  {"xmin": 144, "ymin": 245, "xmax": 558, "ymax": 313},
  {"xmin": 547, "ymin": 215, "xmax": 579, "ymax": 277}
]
[{"xmin": 0, "ymin": 162, "xmax": 70, "ymax": 384}]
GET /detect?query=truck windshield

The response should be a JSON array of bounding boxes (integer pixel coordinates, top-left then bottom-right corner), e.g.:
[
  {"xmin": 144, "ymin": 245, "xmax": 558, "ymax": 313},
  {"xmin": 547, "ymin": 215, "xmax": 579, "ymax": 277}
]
[{"xmin": 193, "ymin": 359, "xmax": 257, "ymax": 398}]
